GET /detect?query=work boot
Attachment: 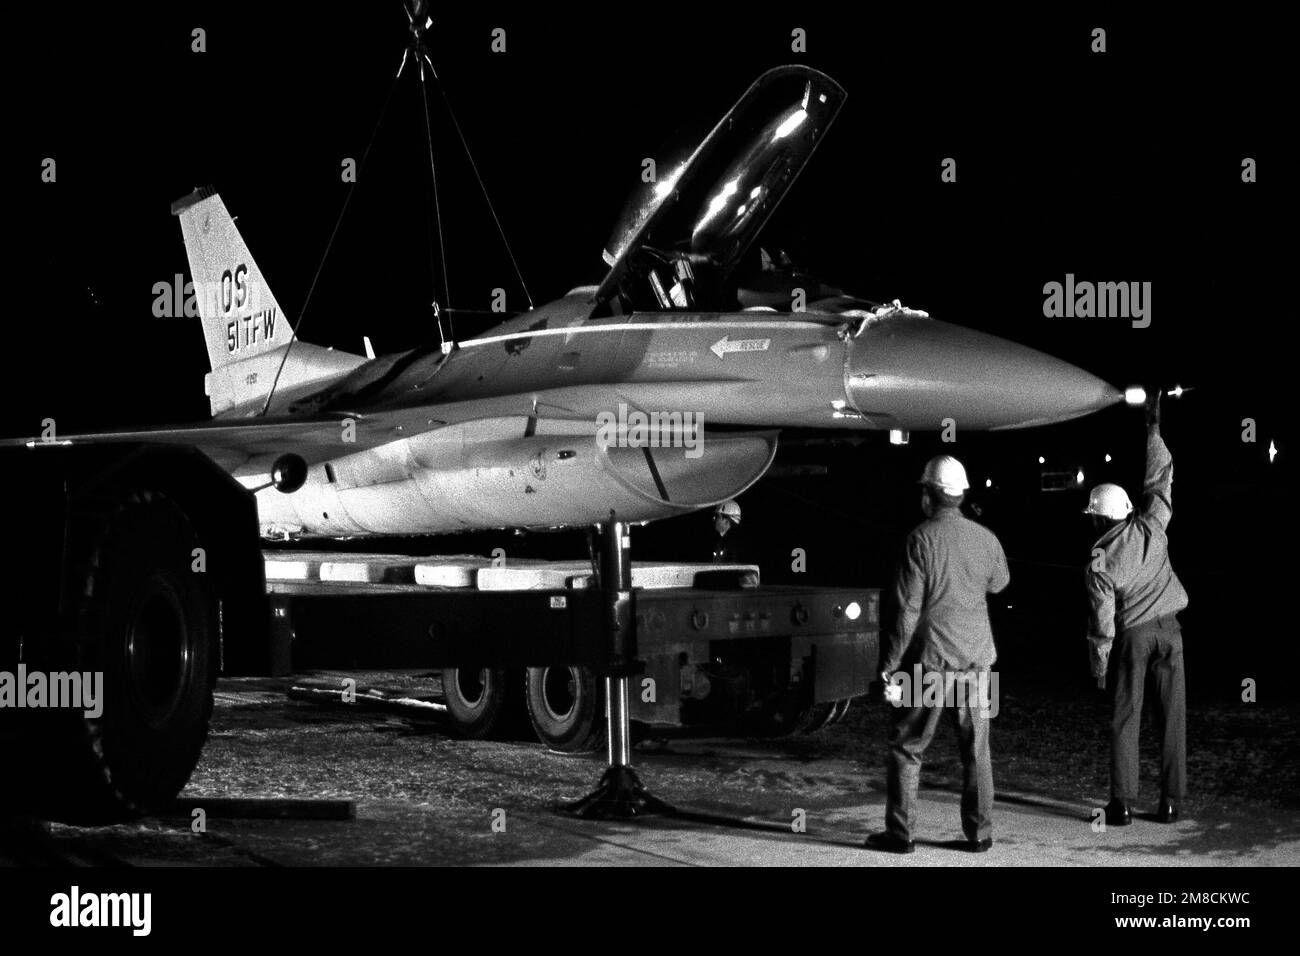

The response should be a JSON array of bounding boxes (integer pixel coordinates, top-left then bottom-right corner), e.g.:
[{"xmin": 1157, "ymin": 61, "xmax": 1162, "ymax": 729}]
[
  {"xmin": 1156, "ymin": 800, "xmax": 1179, "ymax": 824},
  {"xmin": 864, "ymin": 832, "xmax": 915, "ymax": 854},
  {"xmin": 968, "ymin": 837, "xmax": 993, "ymax": 852},
  {"xmin": 1104, "ymin": 798, "xmax": 1131, "ymax": 826}
]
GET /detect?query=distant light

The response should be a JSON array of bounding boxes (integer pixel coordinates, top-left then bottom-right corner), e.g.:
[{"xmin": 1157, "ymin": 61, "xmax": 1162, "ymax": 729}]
[
  {"xmin": 1270, "ymin": 441, "xmax": 1278, "ymax": 463},
  {"xmin": 1124, "ymin": 386, "xmax": 1147, "ymax": 406},
  {"xmin": 1076, "ymin": 469, "xmax": 1085, "ymax": 484},
  {"xmin": 844, "ymin": 601, "xmax": 862, "ymax": 621},
  {"xmin": 1105, "ymin": 453, "xmax": 1112, "ymax": 463},
  {"xmin": 1038, "ymin": 456, "xmax": 1046, "ymax": 465},
  {"xmin": 985, "ymin": 478, "xmax": 992, "ymax": 488},
  {"xmin": 889, "ymin": 429, "xmax": 910, "ymax": 446},
  {"xmin": 1167, "ymin": 384, "xmax": 1185, "ymax": 399}
]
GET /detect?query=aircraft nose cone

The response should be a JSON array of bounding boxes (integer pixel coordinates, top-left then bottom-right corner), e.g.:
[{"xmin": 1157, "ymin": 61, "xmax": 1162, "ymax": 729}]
[{"xmin": 847, "ymin": 317, "xmax": 1121, "ymax": 430}]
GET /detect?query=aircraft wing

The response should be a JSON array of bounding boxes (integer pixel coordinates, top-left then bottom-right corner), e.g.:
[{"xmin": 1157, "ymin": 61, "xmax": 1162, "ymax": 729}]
[
  {"xmin": 0, "ymin": 412, "xmax": 428, "ymax": 473},
  {"xmin": 0, "ymin": 363, "xmax": 807, "ymax": 474}
]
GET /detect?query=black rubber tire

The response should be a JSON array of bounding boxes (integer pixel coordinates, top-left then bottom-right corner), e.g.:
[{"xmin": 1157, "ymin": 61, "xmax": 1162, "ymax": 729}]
[
  {"xmin": 524, "ymin": 665, "xmax": 606, "ymax": 753},
  {"xmin": 41, "ymin": 491, "xmax": 219, "ymax": 822},
  {"xmin": 441, "ymin": 667, "xmax": 515, "ymax": 739}
]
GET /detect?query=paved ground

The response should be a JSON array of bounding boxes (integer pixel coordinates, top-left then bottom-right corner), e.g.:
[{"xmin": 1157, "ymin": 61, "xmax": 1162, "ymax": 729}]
[{"xmin": 4, "ymin": 673, "xmax": 1298, "ymax": 866}]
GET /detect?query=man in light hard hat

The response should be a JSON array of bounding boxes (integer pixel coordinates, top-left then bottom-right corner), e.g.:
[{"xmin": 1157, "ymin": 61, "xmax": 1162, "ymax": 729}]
[
  {"xmin": 1084, "ymin": 392, "xmax": 1188, "ymax": 827},
  {"xmin": 710, "ymin": 499, "xmax": 743, "ymax": 564},
  {"xmin": 865, "ymin": 454, "xmax": 1010, "ymax": 854}
]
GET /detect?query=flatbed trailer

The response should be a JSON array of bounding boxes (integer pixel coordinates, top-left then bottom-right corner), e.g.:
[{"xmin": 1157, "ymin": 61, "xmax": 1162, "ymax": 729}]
[
  {"xmin": 2, "ymin": 445, "xmax": 878, "ymax": 819},
  {"xmin": 264, "ymin": 552, "xmax": 880, "ymax": 751}
]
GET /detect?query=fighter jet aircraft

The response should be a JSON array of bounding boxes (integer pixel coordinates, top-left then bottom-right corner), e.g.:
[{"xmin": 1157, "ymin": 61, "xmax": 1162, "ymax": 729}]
[{"xmin": 13, "ymin": 65, "xmax": 1120, "ymax": 538}]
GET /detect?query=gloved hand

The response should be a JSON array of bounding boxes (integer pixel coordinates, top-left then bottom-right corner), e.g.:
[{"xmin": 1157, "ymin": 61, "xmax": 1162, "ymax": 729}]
[{"xmin": 880, "ymin": 670, "xmax": 903, "ymax": 704}]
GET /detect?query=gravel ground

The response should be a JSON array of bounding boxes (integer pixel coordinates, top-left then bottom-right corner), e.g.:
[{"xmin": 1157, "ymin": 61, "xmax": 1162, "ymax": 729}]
[
  {"xmin": 13, "ymin": 671, "xmax": 1295, "ymax": 866},
  {"xmin": 164, "ymin": 672, "xmax": 1300, "ymax": 864}
]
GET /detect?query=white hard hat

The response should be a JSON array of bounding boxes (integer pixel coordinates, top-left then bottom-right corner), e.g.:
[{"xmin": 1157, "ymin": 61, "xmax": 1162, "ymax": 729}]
[
  {"xmin": 715, "ymin": 500, "xmax": 742, "ymax": 524},
  {"xmin": 1084, "ymin": 483, "xmax": 1133, "ymax": 520},
  {"xmin": 919, "ymin": 455, "xmax": 970, "ymax": 496}
]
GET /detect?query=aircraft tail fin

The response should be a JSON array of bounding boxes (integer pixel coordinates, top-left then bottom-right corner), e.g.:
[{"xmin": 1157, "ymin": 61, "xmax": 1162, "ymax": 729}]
[
  {"xmin": 172, "ymin": 187, "xmax": 291, "ymax": 370},
  {"xmin": 170, "ymin": 187, "xmax": 363, "ymax": 416}
]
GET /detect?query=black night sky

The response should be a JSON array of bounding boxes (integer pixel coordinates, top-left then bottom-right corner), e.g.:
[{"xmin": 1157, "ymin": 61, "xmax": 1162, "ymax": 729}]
[{"xmin": 10, "ymin": 7, "xmax": 1291, "ymax": 691}]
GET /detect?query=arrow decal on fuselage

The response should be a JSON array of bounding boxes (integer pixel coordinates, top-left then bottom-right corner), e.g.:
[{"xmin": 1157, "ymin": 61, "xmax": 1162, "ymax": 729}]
[{"xmin": 710, "ymin": 335, "xmax": 772, "ymax": 359}]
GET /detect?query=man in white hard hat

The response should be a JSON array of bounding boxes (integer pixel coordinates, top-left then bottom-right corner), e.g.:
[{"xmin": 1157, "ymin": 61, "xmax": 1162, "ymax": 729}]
[
  {"xmin": 865, "ymin": 454, "xmax": 1010, "ymax": 854},
  {"xmin": 1084, "ymin": 392, "xmax": 1188, "ymax": 827},
  {"xmin": 710, "ymin": 499, "xmax": 743, "ymax": 564}
]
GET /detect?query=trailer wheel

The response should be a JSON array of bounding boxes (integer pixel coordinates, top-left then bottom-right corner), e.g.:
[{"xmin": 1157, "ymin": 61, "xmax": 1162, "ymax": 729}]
[
  {"xmin": 44, "ymin": 491, "xmax": 219, "ymax": 822},
  {"xmin": 441, "ymin": 667, "xmax": 515, "ymax": 739},
  {"xmin": 524, "ymin": 666, "xmax": 605, "ymax": 753}
]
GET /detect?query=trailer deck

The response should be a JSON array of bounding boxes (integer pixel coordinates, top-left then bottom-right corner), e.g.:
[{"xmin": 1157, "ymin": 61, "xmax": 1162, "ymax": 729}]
[{"xmin": 260, "ymin": 551, "xmax": 880, "ymax": 739}]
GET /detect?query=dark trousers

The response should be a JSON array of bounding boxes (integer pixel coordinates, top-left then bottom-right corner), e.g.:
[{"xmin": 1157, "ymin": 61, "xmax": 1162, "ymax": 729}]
[
  {"xmin": 1110, "ymin": 617, "xmax": 1186, "ymax": 803},
  {"xmin": 886, "ymin": 672, "xmax": 994, "ymax": 842}
]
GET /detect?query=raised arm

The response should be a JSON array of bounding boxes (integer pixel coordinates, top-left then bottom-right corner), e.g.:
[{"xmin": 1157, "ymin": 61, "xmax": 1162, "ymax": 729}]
[{"xmin": 1141, "ymin": 393, "xmax": 1173, "ymax": 530}]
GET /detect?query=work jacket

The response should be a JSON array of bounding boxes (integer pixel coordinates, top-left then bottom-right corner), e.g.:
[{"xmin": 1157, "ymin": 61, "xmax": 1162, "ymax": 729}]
[
  {"xmin": 1085, "ymin": 427, "xmax": 1190, "ymax": 664},
  {"xmin": 884, "ymin": 506, "xmax": 1010, "ymax": 672}
]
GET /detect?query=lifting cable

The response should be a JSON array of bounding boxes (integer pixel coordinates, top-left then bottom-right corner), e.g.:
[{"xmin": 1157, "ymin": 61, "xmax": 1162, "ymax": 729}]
[
  {"xmin": 418, "ymin": 51, "xmax": 453, "ymax": 344},
  {"xmin": 260, "ymin": 68, "xmax": 403, "ymax": 417},
  {"xmin": 264, "ymin": 5, "xmax": 534, "ymax": 415},
  {"xmin": 421, "ymin": 50, "xmax": 535, "ymax": 314}
]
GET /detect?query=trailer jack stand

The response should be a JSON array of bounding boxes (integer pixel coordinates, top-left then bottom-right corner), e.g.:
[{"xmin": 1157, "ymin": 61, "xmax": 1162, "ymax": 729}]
[
  {"xmin": 566, "ymin": 764, "xmax": 673, "ymax": 819},
  {"xmin": 566, "ymin": 676, "xmax": 673, "ymax": 819},
  {"xmin": 566, "ymin": 517, "xmax": 672, "ymax": 819}
]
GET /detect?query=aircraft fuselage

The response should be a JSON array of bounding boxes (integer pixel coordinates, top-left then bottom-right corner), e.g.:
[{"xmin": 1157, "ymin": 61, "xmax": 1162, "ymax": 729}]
[{"xmin": 236, "ymin": 292, "xmax": 1119, "ymax": 537}]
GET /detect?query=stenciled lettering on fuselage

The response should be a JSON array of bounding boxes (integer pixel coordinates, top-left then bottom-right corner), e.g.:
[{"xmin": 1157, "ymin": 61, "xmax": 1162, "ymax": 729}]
[{"xmin": 221, "ymin": 262, "xmax": 278, "ymax": 353}]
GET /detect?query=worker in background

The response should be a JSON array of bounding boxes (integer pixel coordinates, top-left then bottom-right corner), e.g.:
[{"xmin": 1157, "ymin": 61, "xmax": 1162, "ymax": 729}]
[
  {"xmin": 866, "ymin": 455, "xmax": 1010, "ymax": 854},
  {"xmin": 1084, "ymin": 391, "xmax": 1188, "ymax": 826},
  {"xmin": 710, "ymin": 500, "xmax": 744, "ymax": 563}
]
